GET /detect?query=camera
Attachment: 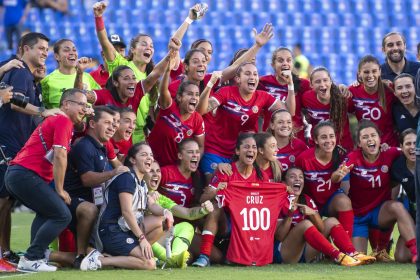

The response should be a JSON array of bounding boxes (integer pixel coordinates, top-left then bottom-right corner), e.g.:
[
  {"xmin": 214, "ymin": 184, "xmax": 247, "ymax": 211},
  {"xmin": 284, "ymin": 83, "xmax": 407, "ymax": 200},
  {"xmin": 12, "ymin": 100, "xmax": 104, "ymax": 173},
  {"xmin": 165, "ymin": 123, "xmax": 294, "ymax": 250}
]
[{"xmin": 0, "ymin": 82, "xmax": 29, "ymax": 108}]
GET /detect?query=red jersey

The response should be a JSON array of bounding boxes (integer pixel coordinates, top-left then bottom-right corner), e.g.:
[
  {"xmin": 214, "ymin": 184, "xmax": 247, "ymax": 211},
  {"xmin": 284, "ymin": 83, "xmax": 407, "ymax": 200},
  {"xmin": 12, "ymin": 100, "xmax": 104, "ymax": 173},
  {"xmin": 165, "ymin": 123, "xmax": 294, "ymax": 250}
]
[
  {"xmin": 348, "ymin": 85, "xmax": 398, "ymax": 146},
  {"xmin": 90, "ymin": 64, "xmax": 109, "ymax": 88},
  {"xmin": 301, "ymin": 90, "xmax": 354, "ymax": 152},
  {"xmin": 279, "ymin": 194, "xmax": 318, "ymax": 227},
  {"xmin": 261, "ymin": 165, "xmax": 274, "ymax": 182},
  {"xmin": 11, "ymin": 115, "xmax": 73, "ymax": 182},
  {"xmin": 209, "ymin": 163, "xmax": 261, "ymax": 189},
  {"xmin": 170, "ymin": 62, "xmax": 185, "ymax": 82},
  {"xmin": 295, "ymin": 148, "xmax": 342, "ymax": 210},
  {"xmin": 346, "ymin": 148, "xmax": 401, "ymax": 216},
  {"xmin": 216, "ymin": 181, "xmax": 288, "ymax": 266},
  {"xmin": 109, "ymin": 138, "xmax": 132, "ymax": 158},
  {"xmin": 94, "ymin": 82, "xmax": 144, "ymax": 113},
  {"xmin": 258, "ymin": 75, "xmax": 310, "ymax": 139},
  {"xmin": 276, "ymin": 138, "xmax": 308, "ymax": 173},
  {"xmin": 168, "ymin": 74, "xmax": 217, "ymax": 99},
  {"xmin": 205, "ymin": 86, "xmax": 277, "ymax": 158},
  {"xmin": 159, "ymin": 165, "xmax": 194, "ymax": 207},
  {"xmin": 148, "ymin": 101, "xmax": 204, "ymax": 166}
]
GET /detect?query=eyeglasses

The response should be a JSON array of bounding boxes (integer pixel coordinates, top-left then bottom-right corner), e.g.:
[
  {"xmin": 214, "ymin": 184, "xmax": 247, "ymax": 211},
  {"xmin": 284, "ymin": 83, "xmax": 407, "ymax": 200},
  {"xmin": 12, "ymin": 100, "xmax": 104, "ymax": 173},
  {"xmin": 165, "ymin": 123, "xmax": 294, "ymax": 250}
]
[{"xmin": 66, "ymin": 100, "xmax": 91, "ymax": 109}]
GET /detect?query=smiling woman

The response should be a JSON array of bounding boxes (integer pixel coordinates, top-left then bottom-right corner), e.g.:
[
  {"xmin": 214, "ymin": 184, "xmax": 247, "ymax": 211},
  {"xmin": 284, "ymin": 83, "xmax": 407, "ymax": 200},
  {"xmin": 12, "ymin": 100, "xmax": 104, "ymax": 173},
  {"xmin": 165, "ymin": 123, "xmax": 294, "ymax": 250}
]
[{"xmin": 41, "ymin": 39, "xmax": 101, "ymax": 109}]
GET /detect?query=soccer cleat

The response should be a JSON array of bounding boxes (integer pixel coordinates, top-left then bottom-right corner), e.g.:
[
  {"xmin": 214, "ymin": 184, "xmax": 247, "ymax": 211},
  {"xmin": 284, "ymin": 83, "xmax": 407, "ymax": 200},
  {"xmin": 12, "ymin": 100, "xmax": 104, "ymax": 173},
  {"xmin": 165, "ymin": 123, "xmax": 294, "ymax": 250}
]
[
  {"xmin": 165, "ymin": 251, "xmax": 190, "ymax": 269},
  {"xmin": 335, "ymin": 253, "xmax": 362, "ymax": 267},
  {"xmin": 192, "ymin": 254, "xmax": 210, "ymax": 267},
  {"xmin": 371, "ymin": 249, "xmax": 394, "ymax": 263},
  {"xmin": 17, "ymin": 256, "xmax": 57, "ymax": 272},
  {"xmin": 80, "ymin": 249, "xmax": 103, "ymax": 271},
  {"xmin": 351, "ymin": 252, "xmax": 376, "ymax": 265},
  {"xmin": 3, "ymin": 251, "xmax": 20, "ymax": 265},
  {"xmin": 0, "ymin": 258, "xmax": 16, "ymax": 272}
]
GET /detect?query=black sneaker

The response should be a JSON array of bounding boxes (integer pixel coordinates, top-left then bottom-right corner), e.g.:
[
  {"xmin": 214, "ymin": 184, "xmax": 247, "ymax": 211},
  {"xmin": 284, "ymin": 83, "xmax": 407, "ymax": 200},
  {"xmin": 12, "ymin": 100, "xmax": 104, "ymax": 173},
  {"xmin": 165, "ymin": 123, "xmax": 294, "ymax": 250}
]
[
  {"xmin": 3, "ymin": 251, "xmax": 20, "ymax": 265},
  {"xmin": 73, "ymin": 254, "xmax": 85, "ymax": 269}
]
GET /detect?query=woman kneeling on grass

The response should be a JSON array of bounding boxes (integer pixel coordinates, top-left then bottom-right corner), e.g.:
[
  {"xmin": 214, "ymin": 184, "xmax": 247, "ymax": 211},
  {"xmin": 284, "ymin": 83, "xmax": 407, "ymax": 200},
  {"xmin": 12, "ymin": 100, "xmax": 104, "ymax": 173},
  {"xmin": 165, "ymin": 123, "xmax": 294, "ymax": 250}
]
[
  {"xmin": 80, "ymin": 142, "xmax": 174, "ymax": 270},
  {"xmin": 274, "ymin": 167, "xmax": 375, "ymax": 266}
]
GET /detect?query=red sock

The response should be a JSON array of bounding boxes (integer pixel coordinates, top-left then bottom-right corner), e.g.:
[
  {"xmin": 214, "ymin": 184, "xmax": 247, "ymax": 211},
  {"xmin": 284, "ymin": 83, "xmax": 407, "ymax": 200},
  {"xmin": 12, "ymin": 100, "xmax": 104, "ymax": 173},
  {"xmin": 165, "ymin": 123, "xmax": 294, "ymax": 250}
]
[
  {"xmin": 406, "ymin": 238, "xmax": 417, "ymax": 257},
  {"xmin": 199, "ymin": 231, "xmax": 215, "ymax": 257},
  {"xmin": 369, "ymin": 228, "xmax": 393, "ymax": 251},
  {"xmin": 304, "ymin": 226, "xmax": 340, "ymax": 260},
  {"xmin": 338, "ymin": 210, "xmax": 354, "ymax": 238},
  {"xmin": 330, "ymin": 224, "xmax": 356, "ymax": 254},
  {"xmin": 58, "ymin": 228, "xmax": 76, "ymax": 252}
]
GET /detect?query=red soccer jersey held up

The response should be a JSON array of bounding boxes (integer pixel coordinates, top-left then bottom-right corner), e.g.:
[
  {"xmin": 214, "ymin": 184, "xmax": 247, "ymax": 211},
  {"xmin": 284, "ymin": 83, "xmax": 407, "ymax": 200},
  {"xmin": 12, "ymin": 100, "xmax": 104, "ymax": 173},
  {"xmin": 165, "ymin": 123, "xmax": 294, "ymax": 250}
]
[{"xmin": 216, "ymin": 181, "xmax": 288, "ymax": 266}]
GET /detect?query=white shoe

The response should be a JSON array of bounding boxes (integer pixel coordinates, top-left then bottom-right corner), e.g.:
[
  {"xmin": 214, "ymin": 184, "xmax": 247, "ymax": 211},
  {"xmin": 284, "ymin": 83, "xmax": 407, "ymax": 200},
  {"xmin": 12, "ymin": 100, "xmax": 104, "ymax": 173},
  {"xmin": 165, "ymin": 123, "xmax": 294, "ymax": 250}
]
[
  {"xmin": 80, "ymin": 249, "xmax": 103, "ymax": 271},
  {"xmin": 17, "ymin": 256, "xmax": 57, "ymax": 272}
]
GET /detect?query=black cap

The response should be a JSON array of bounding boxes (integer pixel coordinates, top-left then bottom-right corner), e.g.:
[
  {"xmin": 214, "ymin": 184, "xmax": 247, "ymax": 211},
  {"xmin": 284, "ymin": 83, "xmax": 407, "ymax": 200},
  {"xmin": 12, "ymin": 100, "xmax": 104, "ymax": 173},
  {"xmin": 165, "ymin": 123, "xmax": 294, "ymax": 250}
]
[{"xmin": 108, "ymin": 34, "xmax": 126, "ymax": 48}]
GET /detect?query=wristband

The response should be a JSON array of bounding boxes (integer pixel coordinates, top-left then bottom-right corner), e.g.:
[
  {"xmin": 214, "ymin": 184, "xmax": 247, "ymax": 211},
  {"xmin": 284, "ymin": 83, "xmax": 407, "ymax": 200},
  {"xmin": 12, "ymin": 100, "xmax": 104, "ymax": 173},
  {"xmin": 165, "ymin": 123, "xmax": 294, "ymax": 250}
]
[
  {"xmin": 184, "ymin": 17, "xmax": 193, "ymax": 24},
  {"xmin": 138, "ymin": 234, "xmax": 145, "ymax": 242},
  {"xmin": 288, "ymin": 84, "xmax": 294, "ymax": 91},
  {"xmin": 206, "ymin": 81, "xmax": 214, "ymax": 89},
  {"xmin": 95, "ymin": 16, "xmax": 105, "ymax": 31}
]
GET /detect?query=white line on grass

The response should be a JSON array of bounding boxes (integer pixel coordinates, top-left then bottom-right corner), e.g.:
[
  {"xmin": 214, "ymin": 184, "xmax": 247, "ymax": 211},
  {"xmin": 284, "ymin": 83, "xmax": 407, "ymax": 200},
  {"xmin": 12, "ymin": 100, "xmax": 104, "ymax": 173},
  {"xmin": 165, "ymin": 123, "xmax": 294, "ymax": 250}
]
[{"xmin": 0, "ymin": 273, "xmax": 36, "ymax": 279}]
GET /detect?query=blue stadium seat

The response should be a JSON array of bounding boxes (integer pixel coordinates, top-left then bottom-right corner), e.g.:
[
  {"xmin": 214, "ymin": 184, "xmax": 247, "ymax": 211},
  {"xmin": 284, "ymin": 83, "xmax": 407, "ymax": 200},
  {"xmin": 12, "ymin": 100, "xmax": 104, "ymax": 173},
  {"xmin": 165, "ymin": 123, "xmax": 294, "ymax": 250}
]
[{"xmin": 352, "ymin": 0, "xmax": 370, "ymax": 13}]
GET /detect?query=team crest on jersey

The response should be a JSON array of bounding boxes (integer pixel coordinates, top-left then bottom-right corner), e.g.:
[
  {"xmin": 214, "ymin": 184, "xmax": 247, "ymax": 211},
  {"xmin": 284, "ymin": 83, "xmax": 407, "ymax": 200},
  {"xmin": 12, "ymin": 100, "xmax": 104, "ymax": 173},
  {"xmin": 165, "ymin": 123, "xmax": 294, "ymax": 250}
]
[
  {"xmin": 187, "ymin": 129, "xmax": 193, "ymax": 136},
  {"xmin": 252, "ymin": 106, "xmax": 259, "ymax": 113},
  {"xmin": 289, "ymin": 155, "xmax": 295, "ymax": 163},
  {"xmin": 126, "ymin": 238, "xmax": 135, "ymax": 244},
  {"xmin": 210, "ymin": 162, "xmax": 218, "ymax": 170},
  {"xmin": 381, "ymin": 165, "xmax": 389, "ymax": 173}
]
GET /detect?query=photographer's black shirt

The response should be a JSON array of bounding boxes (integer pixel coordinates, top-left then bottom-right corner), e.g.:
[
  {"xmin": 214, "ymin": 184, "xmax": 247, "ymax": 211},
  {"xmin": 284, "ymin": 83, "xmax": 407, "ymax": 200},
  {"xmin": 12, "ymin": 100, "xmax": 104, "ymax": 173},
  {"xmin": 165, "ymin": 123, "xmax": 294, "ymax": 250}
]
[{"xmin": 0, "ymin": 61, "xmax": 40, "ymax": 156}]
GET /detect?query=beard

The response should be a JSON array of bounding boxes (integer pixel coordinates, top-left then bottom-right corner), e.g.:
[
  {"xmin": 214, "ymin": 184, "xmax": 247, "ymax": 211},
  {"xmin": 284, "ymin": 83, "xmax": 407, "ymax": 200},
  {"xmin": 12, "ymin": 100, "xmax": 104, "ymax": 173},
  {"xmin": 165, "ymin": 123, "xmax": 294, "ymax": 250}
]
[{"xmin": 387, "ymin": 50, "xmax": 404, "ymax": 63}]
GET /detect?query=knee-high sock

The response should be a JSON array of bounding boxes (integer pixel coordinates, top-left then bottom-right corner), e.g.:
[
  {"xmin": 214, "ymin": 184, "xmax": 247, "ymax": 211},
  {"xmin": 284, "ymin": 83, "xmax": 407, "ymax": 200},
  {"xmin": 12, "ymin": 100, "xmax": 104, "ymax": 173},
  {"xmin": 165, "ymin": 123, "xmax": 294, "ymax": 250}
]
[
  {"xmin": 199, "ymin": 230, "xmax": 215, "ymax": 257},
  {"xmin": 406, "ymin": 238, "xmax": 417, "ymax": 257},
  {"xmin": 152, "ymin": 243, "xmax": 167, "ymax": 261},
  {"xmin": 172, "ymin": 222, "xmax": 194, "ymax": 255},
  {"xmin": 369, "ymin": 228, "xmax": 393, "ymax": 252},
  {"xmin": 338, "ymin": 210, "xmax": 354, "ymax": 238},
  {"xmin": 304, "ymin": 226, "xmax": 341, "ymax": 260},
  {"xmin": 330, "ymin": 224, "xmax": 356, "ymax": 254}
]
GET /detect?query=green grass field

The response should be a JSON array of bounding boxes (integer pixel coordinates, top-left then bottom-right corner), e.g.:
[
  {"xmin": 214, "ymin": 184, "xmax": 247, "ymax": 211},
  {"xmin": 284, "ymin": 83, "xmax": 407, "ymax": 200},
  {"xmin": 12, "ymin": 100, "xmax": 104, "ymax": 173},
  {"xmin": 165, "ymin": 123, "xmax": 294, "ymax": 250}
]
[{"xmin": 1, "ymin": 212, "xmax": 416, "ymax": 280}]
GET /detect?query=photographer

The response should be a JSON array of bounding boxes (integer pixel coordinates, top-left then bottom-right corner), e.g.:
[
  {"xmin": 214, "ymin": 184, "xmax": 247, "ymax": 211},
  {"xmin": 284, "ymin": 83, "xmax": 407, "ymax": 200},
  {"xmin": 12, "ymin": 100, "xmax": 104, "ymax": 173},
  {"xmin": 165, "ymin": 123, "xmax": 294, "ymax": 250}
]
[{"xmin": 0, "ymin": 32, "xmax": 62, "ymax": 265}]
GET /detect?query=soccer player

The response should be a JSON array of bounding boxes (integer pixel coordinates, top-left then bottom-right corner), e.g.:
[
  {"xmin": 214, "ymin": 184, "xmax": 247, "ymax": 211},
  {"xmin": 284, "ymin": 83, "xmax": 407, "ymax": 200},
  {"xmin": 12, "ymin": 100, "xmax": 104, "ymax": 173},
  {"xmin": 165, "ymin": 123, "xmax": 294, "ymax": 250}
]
[
  {"xmin": 198, "ymin": 62, "xmax": 292, "ymax": 179},
  {"xmin": 82, "ymin": 143, "xmax": 174, "ymax": 271},
  {"xmin": 268, "ymin": 109, "xmax": 307, "ymax": 173},
  {"xmin": 381, "ymin": 32, "xmax": 420, "ymax": 81},
  {"xmin": 274, "ymin": 167, "xmax": 374, "ymax": 266},
  {"xmin": 391, "ymin": 129, "xmax": 416, "ymax": 221},
  {"xmin": 41, "ymin": 39, "xmax": 100, "ymax": 109},
  {"xmin": 158, "ymin": 139, "xmax": 202, "ymax": 208},
  {"xmin": 109, "ymin": 107, "xmax": 136, "ymax": 161},
  {"xmin": 296, "ymin": 121, "xmax": 354, "ymax": 238},
  {"xmin": 193, "ymin": 133, "xmax": 265, "ymax": 266},
  {"xmin": 349, "ymin": 55, "xmax": 398, "ymax": 146},
  {"xmin": 392, "ymin": 73, "xmax": 418, "ymax": 132},
  {"xmin": 341, "ymin": 120, "xmax": 417, "ymax": 263},
  {"xmin": 258, "ymin": 47, "xmax": 311, "ymax": 137},
  {"xmin": 254, "ymin": 132, "xmax": 283, "ymax": 182},
  {"xmin": 145, "ymin": 160, "xmax": 214, "ymax": 268},
  {"xmin": 148, "ymin": 59, "xmax": 204, "ymax": 167},
  {"xmin": 302, "ymin": 67, "xmax": 354, "ymax": 152},
  {"xmin": 4, "ymin": 89, "xmax": 88, "ymax": 272}
]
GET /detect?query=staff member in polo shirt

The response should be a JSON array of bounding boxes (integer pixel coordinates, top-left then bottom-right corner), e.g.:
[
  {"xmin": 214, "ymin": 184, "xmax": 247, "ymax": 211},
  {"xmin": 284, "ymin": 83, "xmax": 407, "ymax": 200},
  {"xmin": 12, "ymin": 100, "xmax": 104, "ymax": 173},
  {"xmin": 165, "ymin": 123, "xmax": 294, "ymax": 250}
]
[
  {"xmin": 0, "ymin": 32, "xmax": 62, "ymax": 265},
  {"xmin": 4, "ymin": 88, "xmax": 89, "ymax": 273},
  {"xmin": 63, "ymin": 106, "xmax": 130, "ymax": 268},
  {"xmin": 90, "ymin": 34, "xmax": 127, "ymax": 89},
  {"xmin": 381, "ymin": 32, "xmax": 420, "ymax": 82}
]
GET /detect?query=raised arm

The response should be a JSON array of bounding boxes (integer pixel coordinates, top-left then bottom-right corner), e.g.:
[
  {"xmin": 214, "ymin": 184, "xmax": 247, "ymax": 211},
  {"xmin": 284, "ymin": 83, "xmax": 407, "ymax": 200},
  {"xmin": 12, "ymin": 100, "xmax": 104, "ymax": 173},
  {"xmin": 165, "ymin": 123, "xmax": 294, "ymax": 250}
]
[
  {"xmin": 158, "ymin": 58, "xmax": 174, "ymax": 110},
  {"xmin": 93, "ymin": 1, "xmax": 116, "ymax": 63},
  {"xmin": 196, "ymin": 71, "xmax": 222, "ymax": 114},
  {"xmin": 142, "ymin": 38, "xmax": 181, "ymax": 93},
  {"xmin": 220, "ymin": 23, "xmax": 274, "ymax": 83}
]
